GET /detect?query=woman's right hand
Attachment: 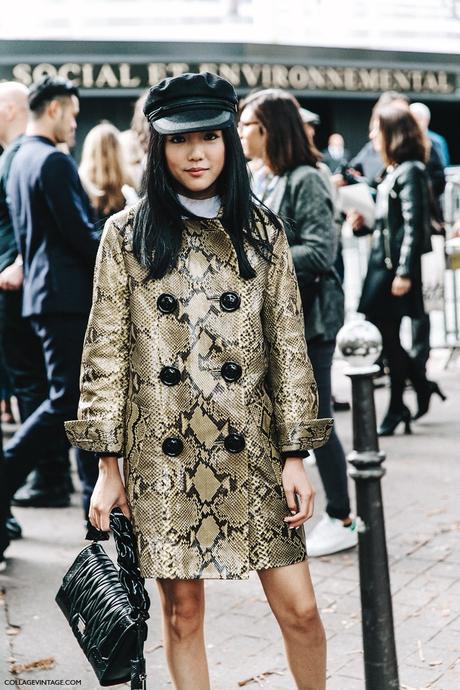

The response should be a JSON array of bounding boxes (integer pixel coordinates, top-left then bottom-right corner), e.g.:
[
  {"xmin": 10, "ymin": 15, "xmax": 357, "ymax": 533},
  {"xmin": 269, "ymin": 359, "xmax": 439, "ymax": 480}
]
[
  {"xmin": 347, "ymin": 209, "xmax": 366, "ymax": 233},
  {"xmin": 89, "ymin": 457, "xmax": 131, "ymax": 532}
]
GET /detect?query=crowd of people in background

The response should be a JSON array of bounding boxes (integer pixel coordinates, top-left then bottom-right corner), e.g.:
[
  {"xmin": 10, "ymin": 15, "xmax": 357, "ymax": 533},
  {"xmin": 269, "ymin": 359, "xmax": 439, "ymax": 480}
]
[{"xmin": 0, "ymin": 73, "xmax": 453, "ymax": 570}]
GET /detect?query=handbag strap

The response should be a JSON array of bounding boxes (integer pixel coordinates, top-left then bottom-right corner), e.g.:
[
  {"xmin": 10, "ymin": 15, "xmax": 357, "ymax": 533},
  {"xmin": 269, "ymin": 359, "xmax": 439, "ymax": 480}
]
[
  {"xmin": 109, "ymin": 509, "xmax": 151, "ymax": 622},
  {"xmin": 110, "ymin": 510, "xmax": 149, "ymax": 690}
]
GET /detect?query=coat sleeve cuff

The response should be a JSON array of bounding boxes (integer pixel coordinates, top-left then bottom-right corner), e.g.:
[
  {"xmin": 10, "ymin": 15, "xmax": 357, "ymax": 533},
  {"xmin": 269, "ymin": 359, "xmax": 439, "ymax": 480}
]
[
  {"xmin": 279, "ymin": 418, "xmax": 334, "ymax": 453},
  {"xmin": 64, "ymin": 419, "xmax": 124, "ymax": 454},
  {"xmin": 280, "ymin": 450, "xmax": 310, "ymax": 459}
]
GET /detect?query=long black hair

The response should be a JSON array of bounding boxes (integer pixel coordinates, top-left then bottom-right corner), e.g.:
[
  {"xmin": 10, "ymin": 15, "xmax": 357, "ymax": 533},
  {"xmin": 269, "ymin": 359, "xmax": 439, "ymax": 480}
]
[{"xmin": 133, "ymin": 123, "xmax": 281, "ymax": 280}]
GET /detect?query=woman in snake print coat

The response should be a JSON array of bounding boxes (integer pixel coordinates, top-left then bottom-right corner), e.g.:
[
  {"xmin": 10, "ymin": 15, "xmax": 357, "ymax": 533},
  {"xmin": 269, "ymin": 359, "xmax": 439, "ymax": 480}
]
[{"xmin": 66, "ymin": 73, "xmax": 332, "ymax": 690}]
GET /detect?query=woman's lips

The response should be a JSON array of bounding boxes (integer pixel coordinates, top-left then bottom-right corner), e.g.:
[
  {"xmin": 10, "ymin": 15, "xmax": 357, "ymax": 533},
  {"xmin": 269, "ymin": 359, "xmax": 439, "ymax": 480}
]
[{"xmin": 185, "ymin": 168, "xmax": 208, "ymax": 177}]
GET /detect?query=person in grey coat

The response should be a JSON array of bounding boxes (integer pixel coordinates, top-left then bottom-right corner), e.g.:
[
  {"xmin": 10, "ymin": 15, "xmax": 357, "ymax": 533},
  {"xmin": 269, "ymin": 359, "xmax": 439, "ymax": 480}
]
[{"xmin": 239, "ymin": 90, "xmax": 357, "ymax": 557}]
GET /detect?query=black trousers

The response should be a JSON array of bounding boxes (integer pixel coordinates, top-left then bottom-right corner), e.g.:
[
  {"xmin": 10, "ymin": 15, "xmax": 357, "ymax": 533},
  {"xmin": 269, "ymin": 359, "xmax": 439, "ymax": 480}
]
[
  {"xmin": 411, "ymin": 313, "xmax": 431, "ymax": 378},
  {"xmin": 0, "ymin": 290, "xmax": 72, "ymax": 488},
  {"xmin": 0, "ymin": 290, "xmax": 48, "ymax": 420},
  {"xmin": 308, "ymin": 339, "xmax": 351, "ymax": 520},
  {"xmin": 370, "ymin": 316, "xmax": 428, "ymax": 414},
  {"xmin": 0, "ymin": 430, "xmax": 9, "ymax": 558},
  {"xmin": 4, "ymin": 314, "xmax": 98, "ymax": 516}
]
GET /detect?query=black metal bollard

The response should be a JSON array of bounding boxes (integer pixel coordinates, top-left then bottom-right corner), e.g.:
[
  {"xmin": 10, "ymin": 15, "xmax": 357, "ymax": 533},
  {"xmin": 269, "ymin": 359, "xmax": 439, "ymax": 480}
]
[{"xmin": 338, "ymin": 321, "xmax": 399, "ymax": 690}]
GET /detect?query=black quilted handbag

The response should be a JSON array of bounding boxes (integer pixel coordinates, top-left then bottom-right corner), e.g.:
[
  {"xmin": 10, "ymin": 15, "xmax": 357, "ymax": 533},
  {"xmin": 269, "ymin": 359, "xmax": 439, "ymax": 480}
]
[{"xmin": 56, "ymin": 509, "xmax": 151, "ymax": 689}]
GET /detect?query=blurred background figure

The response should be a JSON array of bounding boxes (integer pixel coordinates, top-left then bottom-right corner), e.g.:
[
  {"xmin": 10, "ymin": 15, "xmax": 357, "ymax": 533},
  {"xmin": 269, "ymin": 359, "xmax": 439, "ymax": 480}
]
[
  {"xmin": 79, "ymin": 121, "xmax": 138, "ymax": 225},
  {"xmin": 240, "ymin": 90, "xmax": 357, "ymax": 558},
  {"xmin": 346, "ymin": 91, "xmax": 446, "ymax": 387},
  {"xmin": 322, "ymin": 133, "xmax": 349, "ymax": 174},
  {"xmin": 120, "ymin": 90, "xmax": 151, "ymax": 192},
  {"xmin": 299, "ymin": 105, "xmax": 321, "ymax": 146},
  {"xmin": 119, "ymin": 91, "xmax": 150, "ymax": 194},
  {"xmin": 357, "ymin": 106, "xmax": 445, "ymax": 435},
  {"xmin": 410, "ymin": 101, "xmax": 450, "ymax": 168},
  {"xmin": 5, "ymin": 77, "xmax": 101, "ymax": 535},
  {"xmin": 347, "ymin": 91, "xmax": 411, "ymax": 187}
]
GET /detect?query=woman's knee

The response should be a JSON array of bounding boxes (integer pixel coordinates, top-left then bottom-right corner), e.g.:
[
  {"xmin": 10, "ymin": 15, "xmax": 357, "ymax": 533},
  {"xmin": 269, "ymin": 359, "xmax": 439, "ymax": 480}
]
[
  {"xmin": 161, "ymin": 587, "xmax": 205, "ymax": 641},
  {"xmin": 279, "ymin": 600, "xmax": 323, "ymax": 637}
]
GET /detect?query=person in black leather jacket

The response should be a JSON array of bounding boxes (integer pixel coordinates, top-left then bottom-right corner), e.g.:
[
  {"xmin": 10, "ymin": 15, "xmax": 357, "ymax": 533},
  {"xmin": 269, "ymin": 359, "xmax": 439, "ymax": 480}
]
[{"xmin": 358, "ymin": 106, "xmax": 445, "ymax": 435}]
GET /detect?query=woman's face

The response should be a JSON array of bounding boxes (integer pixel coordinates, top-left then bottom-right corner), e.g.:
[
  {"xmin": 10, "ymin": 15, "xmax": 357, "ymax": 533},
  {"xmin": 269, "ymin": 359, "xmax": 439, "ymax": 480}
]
[
  {"xmin": 238, "ymin": 106, "xmax": 266, "ymax": 161},
  {"xmin": 164, "ymin": 130, "xmax": 225, "ymax": 199}
]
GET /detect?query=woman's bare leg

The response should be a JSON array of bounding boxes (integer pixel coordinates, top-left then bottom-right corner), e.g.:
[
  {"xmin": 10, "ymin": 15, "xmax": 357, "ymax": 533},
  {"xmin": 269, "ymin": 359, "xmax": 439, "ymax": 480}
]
[
  {"xmin": 258, "ymin": 560, "xmax": 326, "ymax": 690},
  {"xmin": 156, "ymin": 578, "xmax": 210, "ymax": 690}
]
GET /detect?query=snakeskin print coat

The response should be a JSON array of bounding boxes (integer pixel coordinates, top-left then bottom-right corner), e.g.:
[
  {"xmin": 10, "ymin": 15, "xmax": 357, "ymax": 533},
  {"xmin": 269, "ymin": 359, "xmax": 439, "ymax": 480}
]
[{"xmin": 65, "ymin": 205, "xmax": 333, "ymax": 579}]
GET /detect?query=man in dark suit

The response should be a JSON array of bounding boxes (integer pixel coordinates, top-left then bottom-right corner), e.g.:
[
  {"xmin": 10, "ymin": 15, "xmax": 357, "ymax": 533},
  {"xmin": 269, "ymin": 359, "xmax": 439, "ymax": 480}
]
[
  {"xmin": 0, "ymin": 82, "xmax": 76, "ymax": 528},
  {"xmin": 6, "ymin": 77, "xmax": 100, "ymax": 528}
]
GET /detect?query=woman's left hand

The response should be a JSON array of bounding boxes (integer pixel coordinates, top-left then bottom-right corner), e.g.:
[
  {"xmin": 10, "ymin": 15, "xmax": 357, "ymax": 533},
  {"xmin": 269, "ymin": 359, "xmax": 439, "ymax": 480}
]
[
  {"xmin": 391, "ymin": 276, "xmax": 412, "ymax": 297},
  {"xmin": 282, "ymin": 457, "xmax": 316, "ymax": 529}
]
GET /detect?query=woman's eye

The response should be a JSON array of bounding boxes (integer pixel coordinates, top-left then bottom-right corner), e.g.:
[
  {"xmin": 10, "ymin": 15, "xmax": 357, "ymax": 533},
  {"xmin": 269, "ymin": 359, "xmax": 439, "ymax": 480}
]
[
  {"xmin": 204, "ymin": 132, "xmax": 219, "ymax": 140},
  {"xmin": 170, "ymin": 135, "xmax": 185, "ymax": 144}
]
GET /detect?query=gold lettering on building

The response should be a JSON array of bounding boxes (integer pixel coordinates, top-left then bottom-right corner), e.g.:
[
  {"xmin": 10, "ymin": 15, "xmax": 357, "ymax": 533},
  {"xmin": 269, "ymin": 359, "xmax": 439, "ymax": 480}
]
[
  {"xmin": 94, "ymin": 64, "xmax": 119, "ymax": 88},
  {"xmin": 240, "ymin": 63, "xmax": 262, "ymax": 87},
  {"xmin": 32, "ymin": 63, "xmax": 57, "ymax": 81},
  {"xmin": 288, "ymin": 65, "xmax": 310, "ymax": 89},
  {"xmin": 3, "ymin": 61, "xmax": 457, "ymax": 96},
  {"xmin": 261, "ymin": 64, "xmax": 273, "ymax": 88},
  {"xmin": 218, "ymin": 63, "xmax": 241, "ymax": 86},
  {"xmin": 271, "ymin": 64, "xmax": 290, "ymax": 88},
  {"xmin": 58, "ymin": 63, "xmax": 82, "ymax": 84},
  {"xmin": 148, "ymin": 63, "xmax": 167, "ymax": 85},
  {"xmin": 12, "ymin": 63, "xmax": 32, "ymax": 85},
  {"xmin": 119, "ymin": 63, "xmax": 140, "ymax": 88}
]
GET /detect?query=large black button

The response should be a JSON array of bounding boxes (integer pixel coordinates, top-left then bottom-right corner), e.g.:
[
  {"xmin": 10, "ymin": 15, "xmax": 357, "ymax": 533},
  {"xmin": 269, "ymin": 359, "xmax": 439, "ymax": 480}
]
[
  {"xmin": 160, "ymin": 366, "xmax": 181, "ymax": 386},
  {"xmin": 157, "ymin": 293, "xmax": 178, "ymax": 314},
  {"xmin": 224, "ymin": 432, "xmax": 245, "ymax": 454},
  {"xmin": 162, "ymin": 437, "xmax": 183, "ymax": 456},
  {"xmin": 220, "ymin": 292, "xmax": 241, "ymax": 312},
  {"xmin": 221, "ymin": 361, "xmax": 242, "ymax": 383}
]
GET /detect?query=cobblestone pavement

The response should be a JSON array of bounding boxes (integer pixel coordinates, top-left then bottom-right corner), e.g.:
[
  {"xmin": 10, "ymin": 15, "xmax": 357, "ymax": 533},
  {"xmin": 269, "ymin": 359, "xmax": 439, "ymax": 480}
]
[{"xmin": 1, "ymin": 351, "xmax": 459, "ymax": 689}]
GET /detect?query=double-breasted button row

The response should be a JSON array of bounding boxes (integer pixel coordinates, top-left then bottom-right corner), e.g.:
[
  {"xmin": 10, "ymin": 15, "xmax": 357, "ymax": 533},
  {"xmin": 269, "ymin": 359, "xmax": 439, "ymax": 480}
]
[
  {"xmin": 162, "ymin": 433, "xmax": 245, "ymax": 456},
  {"xmin": 160, "ymin": 362, "xmax": 242, "ymax": 386},
  {"xmin": 157, "ymin": 292, "xmax": 241, "ymax": 314}
]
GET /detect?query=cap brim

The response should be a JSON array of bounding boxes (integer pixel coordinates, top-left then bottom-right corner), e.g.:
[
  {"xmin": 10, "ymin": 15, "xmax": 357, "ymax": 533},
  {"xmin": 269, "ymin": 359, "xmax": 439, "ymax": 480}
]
[{"xmin": 152, "ymin": 109, "xmax": 234, "ymax": 134}]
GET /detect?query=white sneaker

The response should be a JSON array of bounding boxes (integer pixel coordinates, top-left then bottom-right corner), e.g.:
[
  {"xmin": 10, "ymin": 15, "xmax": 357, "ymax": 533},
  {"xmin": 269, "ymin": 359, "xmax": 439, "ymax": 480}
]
[{"xmin": 306, "ymin": 513, "xmax": 358, "ymax": 557}]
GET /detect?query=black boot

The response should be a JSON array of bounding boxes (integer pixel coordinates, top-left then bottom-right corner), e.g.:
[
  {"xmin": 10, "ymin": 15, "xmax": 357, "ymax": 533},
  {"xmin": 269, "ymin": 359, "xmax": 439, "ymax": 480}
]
[
  {"xmin": 378, "ymin": 405, "xmax": 412, "ymax": 436},
  {"xmin": 413, "ymin": 381, "xmax": 447, "ymax": 420}
]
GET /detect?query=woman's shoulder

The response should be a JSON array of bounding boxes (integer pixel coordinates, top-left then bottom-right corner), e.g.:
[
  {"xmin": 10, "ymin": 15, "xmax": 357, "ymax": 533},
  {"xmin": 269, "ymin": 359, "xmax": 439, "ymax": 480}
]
[
  {"xmin": 286, "ymin": 165, "xmax": 331, "ymax": 197},
  {"xmin": 394, "ymin": 160, "xmax": 426, "ymax": 179},
  {"xmin": 101, "ymin": 200, "xmax": 142, "ymax": 249},
  {"xmin": 391, "ymin": 160, "xmax": 427, "ymax": 190}
]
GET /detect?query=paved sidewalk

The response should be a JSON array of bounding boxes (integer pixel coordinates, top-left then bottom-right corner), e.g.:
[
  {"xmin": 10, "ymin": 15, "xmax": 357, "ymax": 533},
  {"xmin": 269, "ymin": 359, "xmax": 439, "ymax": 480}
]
[{"xmin": 1, "ymin": 352, "xmax": 459, "ymax": 689}]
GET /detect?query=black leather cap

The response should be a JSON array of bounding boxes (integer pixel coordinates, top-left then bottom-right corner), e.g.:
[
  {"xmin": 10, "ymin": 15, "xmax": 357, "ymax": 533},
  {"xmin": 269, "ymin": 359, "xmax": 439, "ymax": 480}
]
[{"xmin": 144, "ymin": 72, "xmax": 238, "ymax": 135}]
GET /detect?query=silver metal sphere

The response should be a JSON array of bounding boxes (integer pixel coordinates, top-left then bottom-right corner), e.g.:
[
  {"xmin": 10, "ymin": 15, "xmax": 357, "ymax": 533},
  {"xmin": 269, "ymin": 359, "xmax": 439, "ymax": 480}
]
[{"xmin": 336, "ymin": 320, "xmax": 382, "ymax": 369}]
